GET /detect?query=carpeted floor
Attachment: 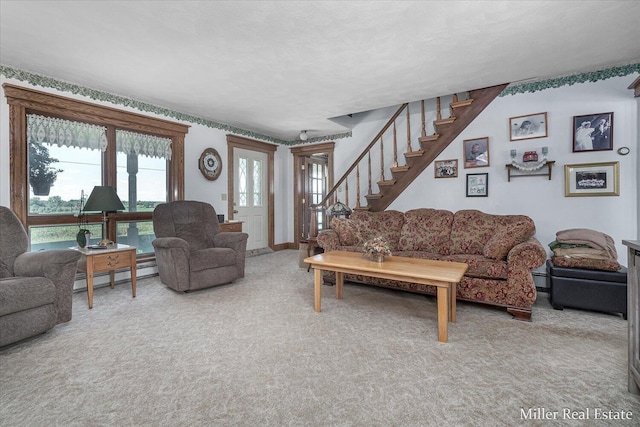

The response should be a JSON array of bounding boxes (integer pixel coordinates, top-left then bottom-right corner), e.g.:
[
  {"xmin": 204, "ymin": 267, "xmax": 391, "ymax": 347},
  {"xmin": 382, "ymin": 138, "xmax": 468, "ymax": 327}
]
[{"xmin": 1, "ymin": 250, "xmax": 639, "ymax": 426}]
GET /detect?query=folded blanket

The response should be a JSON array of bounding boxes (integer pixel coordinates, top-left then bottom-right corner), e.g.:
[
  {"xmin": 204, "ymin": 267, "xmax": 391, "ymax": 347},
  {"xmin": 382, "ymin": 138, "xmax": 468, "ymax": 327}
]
[
  {"xmin": 556, "ymin": 228, "xmax": 617, "ymax": 260},
  {"xmin": 552, "ymin": 247, "xmax": 611, "ymax": 259}
]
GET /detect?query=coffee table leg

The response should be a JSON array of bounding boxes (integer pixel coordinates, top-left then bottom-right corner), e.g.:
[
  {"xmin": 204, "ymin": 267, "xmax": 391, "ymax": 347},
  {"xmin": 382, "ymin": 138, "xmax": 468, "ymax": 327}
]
[
  {"xmin": 336, "ymin": 272, "xmax": 344, "ymax": 299},
  {"xmin": 314, "ymin": 267, "xmax": 322, "ymax": 312},
  {"xmin": 437, "ymin": 286, "xmax": 448, "ymax": 343},
  {"xmin": 449, "ymin": 283, "xmax": 456, "ymax": 323}
]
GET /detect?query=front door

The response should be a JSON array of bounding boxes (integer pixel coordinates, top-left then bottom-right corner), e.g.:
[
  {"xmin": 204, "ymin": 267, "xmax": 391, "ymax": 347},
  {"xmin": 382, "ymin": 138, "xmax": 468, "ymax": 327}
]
[{"xmin": 233, "ymin": 148, "xmax": 268, "ymax": 251}]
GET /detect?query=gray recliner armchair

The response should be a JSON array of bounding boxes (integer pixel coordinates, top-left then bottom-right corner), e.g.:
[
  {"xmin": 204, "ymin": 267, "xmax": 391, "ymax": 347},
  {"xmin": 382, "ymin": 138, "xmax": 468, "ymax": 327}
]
[
  {"xmin": 152, "ymin": 201, "xmax": 248, "ymax": 292},
  {"xmin": 0, "ymin": 206, "xmax": 81, "ymax": 347}
]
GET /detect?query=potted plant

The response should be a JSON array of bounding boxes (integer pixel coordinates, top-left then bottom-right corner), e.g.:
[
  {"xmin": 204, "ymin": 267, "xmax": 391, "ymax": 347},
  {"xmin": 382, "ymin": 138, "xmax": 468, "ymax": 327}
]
[{"xmin": 29, "ymin": 141, "xmax": 63, "ymax": 196}]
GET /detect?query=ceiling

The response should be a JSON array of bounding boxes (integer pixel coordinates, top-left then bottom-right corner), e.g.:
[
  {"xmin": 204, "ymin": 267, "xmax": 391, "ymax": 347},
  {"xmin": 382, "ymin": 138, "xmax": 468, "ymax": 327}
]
[{"xmin": 1, "ymin": 1, "xmax": 639, "ymax": 143}]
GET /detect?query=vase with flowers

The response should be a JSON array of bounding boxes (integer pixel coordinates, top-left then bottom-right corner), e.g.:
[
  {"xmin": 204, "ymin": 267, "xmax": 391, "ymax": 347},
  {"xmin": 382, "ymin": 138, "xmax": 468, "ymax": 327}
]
[{"xmin": 362, "ymin": 236, "xmax": 392, "ymax": 262}]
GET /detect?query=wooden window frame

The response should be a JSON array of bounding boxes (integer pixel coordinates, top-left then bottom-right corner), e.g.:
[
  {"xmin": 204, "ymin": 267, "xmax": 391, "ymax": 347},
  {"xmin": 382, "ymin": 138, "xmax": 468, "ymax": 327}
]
[{"xmin": 3, "ymin": 84, "xmax": 189, "ymax": 257}]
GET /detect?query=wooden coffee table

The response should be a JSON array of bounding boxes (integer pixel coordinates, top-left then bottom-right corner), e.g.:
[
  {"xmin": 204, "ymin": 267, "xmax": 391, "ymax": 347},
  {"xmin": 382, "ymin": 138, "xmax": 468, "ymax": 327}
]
[{"xmin": 304, "ymin": 251, "xmax": 468, "ymax": 343}]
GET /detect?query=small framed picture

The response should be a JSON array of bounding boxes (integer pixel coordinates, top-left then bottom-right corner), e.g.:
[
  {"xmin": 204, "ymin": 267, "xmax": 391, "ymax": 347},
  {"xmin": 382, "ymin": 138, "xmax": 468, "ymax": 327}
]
[
  {"xmin": 564, "ymin": 162, "xmax": 619, "ymax": 197},
  {"xmin": 466, "ymin": 173, "xmax": 488, "ymax": 197},
  {"xmin": 434, "ymin": 159, "xmax": 458, "ymax": 178},
  {"xmin": 463, "ymin": 137, "xmax": 490, "ymax": 168},
  {"xmin": 509, "ymin": 112, "xmax": 548, "ymax": 141},
  {"xmin": 572, "ymin": 112, "xmax": 613, "ymax": 152}
]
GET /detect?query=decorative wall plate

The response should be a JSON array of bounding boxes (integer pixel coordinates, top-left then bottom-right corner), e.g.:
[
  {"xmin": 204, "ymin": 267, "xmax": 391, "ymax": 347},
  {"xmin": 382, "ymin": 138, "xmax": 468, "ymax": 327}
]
[{"xmin": 199, "ymin": 147, "xmax": 222, "ymax": 181}]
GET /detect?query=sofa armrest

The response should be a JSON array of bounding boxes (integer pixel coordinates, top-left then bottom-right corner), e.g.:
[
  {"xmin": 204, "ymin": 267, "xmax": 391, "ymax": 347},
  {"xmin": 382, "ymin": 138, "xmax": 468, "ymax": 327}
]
[
  {"xmin": 317, "ymin": 230, "xmax": 341, "ymax": 252},
  {"xmin": 507, "ymin": 237, "xmax": 547, "ymax": 270},
  {"xmin": 13, "ymin": 249, "xmax": 81, "ymax": 324}
]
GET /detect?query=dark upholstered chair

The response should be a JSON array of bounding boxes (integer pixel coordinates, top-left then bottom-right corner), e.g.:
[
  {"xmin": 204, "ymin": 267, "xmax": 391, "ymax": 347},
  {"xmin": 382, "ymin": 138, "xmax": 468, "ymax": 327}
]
[
  {"xmin": 0, "ymin": 206, "xmax": 81, "ymax": 347},
  {"xmin": 152, "ymin": 201, "xmax": 248, "ymax": 292}
]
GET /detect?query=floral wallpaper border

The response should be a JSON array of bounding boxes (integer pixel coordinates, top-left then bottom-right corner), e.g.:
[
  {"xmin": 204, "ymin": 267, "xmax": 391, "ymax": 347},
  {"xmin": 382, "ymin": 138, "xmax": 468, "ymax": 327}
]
[
  {"xmin": 2, "ymin": 63, "xmax": 638, "ymax": 145},
  {"xmin": 500, "ymin": 62, "xmax": 640, "ymax": 96}
]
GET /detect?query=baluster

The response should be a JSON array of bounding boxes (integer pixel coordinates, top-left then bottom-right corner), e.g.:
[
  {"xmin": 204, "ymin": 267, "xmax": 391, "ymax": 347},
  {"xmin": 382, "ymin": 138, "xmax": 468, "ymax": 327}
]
[
  {"xmin": 450, "ymin": 93, "xmax": 458, "ymax": 116},
  {"xmin": 367, "ymin": 152, "xmax": 372, "ymax": 195},
  {"xmin": 379, "ymin": 136, "xmax": 385, "ymax": 182},
  {"xmin": 345, "ymin": 179, "xmax": 349, "ymax": 207},
  {"xmin": 406, "ymin": 104, "xmax": 412, "ymax": 153},
  {"xmin": 355, "ymin": 164, "xmax": 362, "ymax": 209},
  {"xmin": 392, "ymin": 122, "xmax": 399, "ymax": 168},
  {"xmin": 436, "ymin": 97, "xmax": 442, "ymax": 121},
  {"xmin": 421, "ymin": 100, "xmax": 427, "ymax": 137}
]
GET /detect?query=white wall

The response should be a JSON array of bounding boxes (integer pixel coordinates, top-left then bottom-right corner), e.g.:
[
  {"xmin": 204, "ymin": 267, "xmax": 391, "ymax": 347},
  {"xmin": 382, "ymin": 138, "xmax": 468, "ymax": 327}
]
[
  {"xmin": 2, "ymin": 74, "xmax": 637, "ymax": 257},
  {"xmin": 0, "ymin": 76, "xmax": 292, "ymax": 246},
  {"xmin": 334, "ymin": 76, "xmax": 639, "ymax": 264}
]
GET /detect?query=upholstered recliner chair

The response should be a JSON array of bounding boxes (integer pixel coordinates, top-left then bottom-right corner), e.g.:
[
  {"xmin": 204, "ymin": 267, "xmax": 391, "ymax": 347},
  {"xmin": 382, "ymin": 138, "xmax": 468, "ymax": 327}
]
[
  {"xmin": 152, "ymin": 201, "xmax": 248, "ymax": 292},
  {"xmin": 0, "ymin": 206, "xmax": 81, "ymax": 347}
]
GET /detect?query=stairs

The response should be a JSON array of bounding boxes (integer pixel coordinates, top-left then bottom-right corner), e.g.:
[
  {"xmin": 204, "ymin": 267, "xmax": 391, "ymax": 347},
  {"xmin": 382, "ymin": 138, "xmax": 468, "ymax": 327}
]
[
  {"xmin": 311, "ymin": 83, "xmax": 509, "ymax": 236},
  {"xmin": 364, "ymin": 83, "xmax": 507, "ymax": 211}
]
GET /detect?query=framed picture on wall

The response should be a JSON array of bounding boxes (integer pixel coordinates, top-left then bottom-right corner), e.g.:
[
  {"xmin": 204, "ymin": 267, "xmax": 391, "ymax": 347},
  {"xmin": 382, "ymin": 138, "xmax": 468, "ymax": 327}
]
[
  {"xmin": 434, "ymin": 159, "xmax": 458, "ymax": 178},
  {"xmin": 572, "ymin": 112, "xmax": 614, "ymax": 152},
  {"xmin": 466, "ymin": 173, "xmax": 488, "ymax": 197},
  {"xmin": 463, "ymin": 137, "xmax": 490, "ymax": 168},
  {"xmin": 509, "ymin": 112, "xmax": 548, "ymax": 141},
  {"xmin": 564, "ymin": 161, "xmax": 619, "ymax": 197}
]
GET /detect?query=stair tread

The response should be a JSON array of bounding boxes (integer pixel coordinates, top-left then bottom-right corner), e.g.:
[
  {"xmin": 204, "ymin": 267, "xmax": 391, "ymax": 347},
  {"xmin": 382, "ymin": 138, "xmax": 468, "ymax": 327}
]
[
  {"xmin": 377, "ymin": 180, "xmax": 396, "ymax": 186},
  {"xmin": 391, "ymin": 165, "xmax": 410, "ymax": 173},
  {"xmin": 419, "ymin": 134, "xmax": 439, "ymax": 143},
  {"xmin": 364, "ymin": 193, "xmax": 383, "ymax": 200},
  {"xmin": 434, "ymin": 117, "xmax": 456, "ymax": 125},
  {"xmin": 451, "ymin": 99, "xmax": 474, "ymax": 108},
  {"xmin": 404, "ymin": 150, "xmax": 425, "ymax": 158}
]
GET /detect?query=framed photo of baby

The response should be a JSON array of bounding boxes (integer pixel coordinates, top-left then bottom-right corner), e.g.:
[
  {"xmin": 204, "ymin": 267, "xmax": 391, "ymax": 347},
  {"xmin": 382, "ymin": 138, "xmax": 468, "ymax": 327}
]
[{"xmin": 572, "ymin": 112, "xmax": 613, "ymax": 152}]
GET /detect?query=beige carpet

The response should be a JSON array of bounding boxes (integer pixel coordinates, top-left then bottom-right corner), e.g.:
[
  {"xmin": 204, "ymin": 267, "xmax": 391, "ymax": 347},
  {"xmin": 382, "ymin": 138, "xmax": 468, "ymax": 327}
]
[{"xmin": 1, "ymin": 250, "xmax": 639, "ymax": 426}]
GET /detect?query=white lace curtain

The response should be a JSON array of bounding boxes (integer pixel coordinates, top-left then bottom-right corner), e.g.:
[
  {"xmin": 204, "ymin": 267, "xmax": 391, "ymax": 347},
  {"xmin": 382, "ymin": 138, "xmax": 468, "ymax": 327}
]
[
  {"xmin": 27, "ymin": 114, "xmax": 172, "ymax": 159},
  {"xmin": 27, "ymin": 114, "xmax": 108, "ymax": 151},
  {"xmin": 116, "ymin": 130, "xmax": 172, "ymax": 160}
]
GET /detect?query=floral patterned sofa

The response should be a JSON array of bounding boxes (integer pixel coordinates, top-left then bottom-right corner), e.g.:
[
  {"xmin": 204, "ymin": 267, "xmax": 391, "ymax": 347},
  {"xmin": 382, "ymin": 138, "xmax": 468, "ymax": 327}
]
[{"xmin": 316, "ymin": 209, "xmax": 547, "ymax": 320}]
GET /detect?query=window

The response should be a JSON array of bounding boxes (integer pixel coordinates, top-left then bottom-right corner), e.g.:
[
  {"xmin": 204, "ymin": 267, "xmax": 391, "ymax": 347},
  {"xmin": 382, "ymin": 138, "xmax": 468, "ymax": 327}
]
[{"xmin": 5, "ymin": 84, "xmax": 188, "ymax": 258}]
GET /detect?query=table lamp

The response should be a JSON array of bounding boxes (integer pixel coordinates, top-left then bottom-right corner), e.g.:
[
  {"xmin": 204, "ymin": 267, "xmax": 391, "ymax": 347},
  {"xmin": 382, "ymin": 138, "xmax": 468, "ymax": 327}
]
[{"xmin": 83, "ymin": 185, "xmax": 125, "ymax": 225}]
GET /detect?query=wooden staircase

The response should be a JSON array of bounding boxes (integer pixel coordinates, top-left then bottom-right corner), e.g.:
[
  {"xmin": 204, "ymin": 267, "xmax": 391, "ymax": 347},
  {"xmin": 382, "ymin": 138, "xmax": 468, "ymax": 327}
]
[{"xmin": 310, "ymin": 83, "xmax": 508, "ymax": 236}]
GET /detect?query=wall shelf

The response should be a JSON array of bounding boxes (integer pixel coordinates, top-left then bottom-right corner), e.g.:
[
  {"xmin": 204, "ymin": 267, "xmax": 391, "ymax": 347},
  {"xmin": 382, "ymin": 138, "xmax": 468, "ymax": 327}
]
[{"xmin": 505, "ymin": 161, "xmax": 555, "ymax": 182}]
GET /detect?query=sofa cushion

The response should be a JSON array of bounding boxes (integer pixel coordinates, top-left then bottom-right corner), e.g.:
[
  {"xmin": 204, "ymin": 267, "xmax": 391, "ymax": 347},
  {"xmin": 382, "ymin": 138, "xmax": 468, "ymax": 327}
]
[
  {"xmin": 441, "ymin": 254, "xmax": 508, "ymax": 280},
  {"xmin": 450, "ymin": 210, "xmax": 534, "ymax": 256},
  {"xmin": 350, "ymin": 210, "xmax": 405, "ymax": 250},
  {"xmin": 483, "ymin": 220, "xmax": 535, "ymax": 260},
  {"xmin": 398, "ymin": 208, "xmax": 454, "ymax": 254},
  {"xmin": 330, "ymin": 218, "xmax": 361, "ymax": 246}
]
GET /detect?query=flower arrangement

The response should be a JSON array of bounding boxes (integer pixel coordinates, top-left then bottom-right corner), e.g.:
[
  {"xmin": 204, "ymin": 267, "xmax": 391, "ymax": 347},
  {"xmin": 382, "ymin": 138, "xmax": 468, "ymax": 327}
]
[{"xmin": 362, "ymin": 236, "xmax": 392, "ymax": 261}]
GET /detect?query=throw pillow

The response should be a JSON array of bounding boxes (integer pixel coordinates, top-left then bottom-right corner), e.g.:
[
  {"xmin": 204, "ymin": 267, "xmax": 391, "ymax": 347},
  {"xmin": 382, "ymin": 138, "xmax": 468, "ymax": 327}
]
[
  {"xmin": 483, "ymin": 221, "xmax": 534, "ymax": 260},
  {"xmin": 331, "ymin": 218, "xmax": 360, "ymax": 246}
]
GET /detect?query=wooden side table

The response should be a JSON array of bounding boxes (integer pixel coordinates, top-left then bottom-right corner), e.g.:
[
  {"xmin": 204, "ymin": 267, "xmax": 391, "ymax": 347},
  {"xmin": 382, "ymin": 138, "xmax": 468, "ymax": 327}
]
[
  {"xmin": 73, "ymin": 243, "xmax": 137, "ymax": 309},
  {"xmin": 219, "ymin": 221, "xmax": 243, "ymax": 232}
]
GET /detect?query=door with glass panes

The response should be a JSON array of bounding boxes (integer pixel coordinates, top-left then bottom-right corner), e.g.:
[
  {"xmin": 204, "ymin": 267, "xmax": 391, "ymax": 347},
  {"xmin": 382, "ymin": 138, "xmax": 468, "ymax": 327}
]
[{"xmin": 233, "ymin": 148, "xmax": 268, "ymax": 250}]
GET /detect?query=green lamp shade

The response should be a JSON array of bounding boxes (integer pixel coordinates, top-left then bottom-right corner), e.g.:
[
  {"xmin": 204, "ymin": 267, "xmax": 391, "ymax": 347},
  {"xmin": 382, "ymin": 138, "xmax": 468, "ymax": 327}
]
[{"xmin": 83, "ymin": 186, "xmax": 125, "ymax": 212}]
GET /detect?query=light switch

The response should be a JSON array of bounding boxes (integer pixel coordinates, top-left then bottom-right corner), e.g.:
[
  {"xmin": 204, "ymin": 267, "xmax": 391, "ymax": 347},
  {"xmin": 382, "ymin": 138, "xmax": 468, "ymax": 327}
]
[{"xmin": 221, "ymin": 193, "xmax": 227, "ymax": 201}]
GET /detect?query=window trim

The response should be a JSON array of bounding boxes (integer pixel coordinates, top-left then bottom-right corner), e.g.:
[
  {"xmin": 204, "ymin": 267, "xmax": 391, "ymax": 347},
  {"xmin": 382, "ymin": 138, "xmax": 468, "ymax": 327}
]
[{"xmin": 4, "ymin": 83, "xmax": 189, "ymax": 244}]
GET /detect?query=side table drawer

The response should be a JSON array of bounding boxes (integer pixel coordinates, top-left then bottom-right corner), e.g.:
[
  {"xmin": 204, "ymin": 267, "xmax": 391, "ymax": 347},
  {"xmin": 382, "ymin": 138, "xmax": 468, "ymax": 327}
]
[{"xmin": 92, "ymin": 252, "xmax": 133, "ymax": 271}]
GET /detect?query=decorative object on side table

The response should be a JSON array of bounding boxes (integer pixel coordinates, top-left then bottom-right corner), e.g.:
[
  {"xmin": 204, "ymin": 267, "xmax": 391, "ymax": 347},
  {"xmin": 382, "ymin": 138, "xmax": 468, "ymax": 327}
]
[
  {"xmin": 76, "ymin": 190, "xmax": 91, "ymax": 248},
  {"xmin": 363, "ymin": 236, "xmax": 392, "ymax": 262}
]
